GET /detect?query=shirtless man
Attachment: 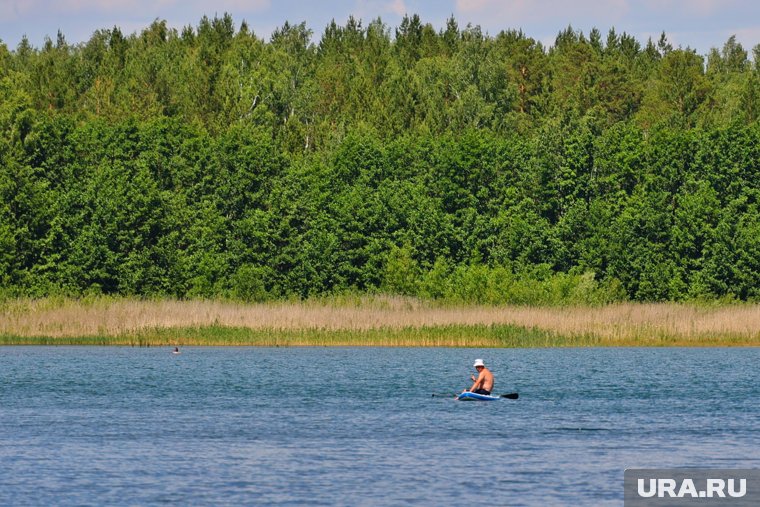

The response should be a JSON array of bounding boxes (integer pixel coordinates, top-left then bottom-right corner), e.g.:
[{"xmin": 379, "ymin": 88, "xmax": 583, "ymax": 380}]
[{"xmin": 466, "ymin": 359, "xmax": 494, "ymax": 395}]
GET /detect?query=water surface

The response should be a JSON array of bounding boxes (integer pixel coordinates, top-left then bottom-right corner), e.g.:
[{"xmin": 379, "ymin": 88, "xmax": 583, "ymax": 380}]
[{"xmin": 1, "ymin": 347, "xmax": 758, "ymax": 505}]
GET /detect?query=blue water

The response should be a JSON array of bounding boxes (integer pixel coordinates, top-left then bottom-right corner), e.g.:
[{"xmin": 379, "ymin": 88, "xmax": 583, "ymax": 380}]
[{"xmin": 1, "ymin": 347, "xmax": 758, "ymax": 506}]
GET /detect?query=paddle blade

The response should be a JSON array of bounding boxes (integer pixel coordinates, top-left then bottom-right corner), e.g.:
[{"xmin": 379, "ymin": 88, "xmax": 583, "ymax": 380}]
[{"xmin": 500, "ymin": 393, "xmax": 519, "ymax": 399}]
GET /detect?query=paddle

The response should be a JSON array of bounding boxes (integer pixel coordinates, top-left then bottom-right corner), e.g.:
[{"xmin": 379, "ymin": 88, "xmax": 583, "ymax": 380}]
[{"xmin": 500, "ymin": 393, "xmax": 519, "ymax": 399}]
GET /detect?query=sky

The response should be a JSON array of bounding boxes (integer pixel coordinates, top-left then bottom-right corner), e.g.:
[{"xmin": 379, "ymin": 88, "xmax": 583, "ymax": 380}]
[{"xmin": 1, "ymin": 0, "xmax": 759, "ymax": 57}]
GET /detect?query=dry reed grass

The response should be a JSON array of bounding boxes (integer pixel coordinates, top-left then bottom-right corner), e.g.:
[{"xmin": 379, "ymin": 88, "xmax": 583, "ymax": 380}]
[{"xmin": 1, "ymin": 296, "xmax": 760, "ymax": 344}]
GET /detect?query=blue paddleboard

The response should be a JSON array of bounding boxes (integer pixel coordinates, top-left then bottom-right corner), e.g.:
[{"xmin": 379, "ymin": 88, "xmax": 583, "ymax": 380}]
[{"xmin": 457, "ymin": 392, "xmax": 500, "ymax": 401}]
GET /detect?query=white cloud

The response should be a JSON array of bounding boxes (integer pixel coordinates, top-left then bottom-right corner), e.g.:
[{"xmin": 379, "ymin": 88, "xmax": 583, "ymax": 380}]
[
  {"xmin": 197, "ymin": 0, "xmax": 270, "ymax": 11},
  {"xmin": 1, "ymin": 0, "xmax": 268, "ymax": 18},
  {"xmin": 353, "ymin": 0, "xmax": 409, "ymax": 20},
  {"xmin": 0, "ymin": 0, "xmax": 167, "ymax": 19},
  {"xmin": 686, "ymin": 26, "xmax": 760, "ymax": 53},
  {"xmin": 0, "ymin": 0, "xmax": 37, "ymax": 20},
  {"xmin": 454, "ymin": 0, "xmax": 629, "ymax": 26},
  {"xmin": 635, "ymin": 27, "xmax": 759, "ymax": 55},
  {"xmin": 641, "ymin": 0, "xmax": 732, "ymax": 17},
  {"xmin": 388, "ymin": 0, "xmax": 407, "ymax": 17},
  {"xmin": 0, "ymin": 0, "xmax": 272, "ymax": 48},
  {"xmin": 731, "ymin": 26, "xmax": 760, "ymax": 46},
  {"xmin": 57, "ymin": 0, "xmax": 149, "ymax": 10}
]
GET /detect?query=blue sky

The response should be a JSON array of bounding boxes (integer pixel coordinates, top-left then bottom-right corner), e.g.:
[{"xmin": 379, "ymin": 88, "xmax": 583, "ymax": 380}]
[{"xmin": 1, "ymin": 0, "xmax": 759, "ymax": 57}]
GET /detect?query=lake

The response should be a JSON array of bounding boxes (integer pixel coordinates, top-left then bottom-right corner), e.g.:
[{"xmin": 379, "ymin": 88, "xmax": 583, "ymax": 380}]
[{"xmin": 1, "ymin": 347, "xmax": 758, "ymax": 506}]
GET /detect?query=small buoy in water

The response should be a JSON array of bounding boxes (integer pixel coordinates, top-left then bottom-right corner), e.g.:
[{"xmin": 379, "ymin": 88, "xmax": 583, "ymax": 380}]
[{"xmin": 172, "ymin": 347, "xmax": 181, "ymax": 355}]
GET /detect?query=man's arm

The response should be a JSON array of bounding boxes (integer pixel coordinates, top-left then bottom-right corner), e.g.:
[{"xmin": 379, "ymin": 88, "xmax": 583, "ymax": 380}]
[{"xmin": 467, "ymin": 373, "xmax": 483, "ymax": 392}]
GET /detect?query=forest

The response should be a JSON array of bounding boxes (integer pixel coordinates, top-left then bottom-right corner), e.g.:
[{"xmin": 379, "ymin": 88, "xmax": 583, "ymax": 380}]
[{"xmin": 1, "ymin": 14, "xmax": 759, "ymax": 304}]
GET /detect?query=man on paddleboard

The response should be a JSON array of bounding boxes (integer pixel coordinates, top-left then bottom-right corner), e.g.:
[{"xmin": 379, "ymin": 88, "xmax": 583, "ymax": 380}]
[{"xmin": 465, "ymin": 359, "xmax": 493, "ymax": 395}]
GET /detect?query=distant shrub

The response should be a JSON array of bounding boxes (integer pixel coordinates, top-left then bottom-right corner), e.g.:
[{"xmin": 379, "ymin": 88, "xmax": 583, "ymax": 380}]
[{"xmin": 417, "ymin": 263, "xmax": 626, "ymax": 306}]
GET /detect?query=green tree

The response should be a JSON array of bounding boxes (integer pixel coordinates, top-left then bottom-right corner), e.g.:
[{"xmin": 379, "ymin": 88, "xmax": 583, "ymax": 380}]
[{"xmin": 638, "ymin": 49, "xmax": 710, "ymax": 127}]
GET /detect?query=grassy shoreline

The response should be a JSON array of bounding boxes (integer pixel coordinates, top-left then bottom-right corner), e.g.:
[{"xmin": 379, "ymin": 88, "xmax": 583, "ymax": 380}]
[
  {"xmin": 2, "ymin": 297, "xmax": 760, "ymax": 347},
  {"xmin": 1, "ymin": 325, "xmax": 759, "ymax": 348}
]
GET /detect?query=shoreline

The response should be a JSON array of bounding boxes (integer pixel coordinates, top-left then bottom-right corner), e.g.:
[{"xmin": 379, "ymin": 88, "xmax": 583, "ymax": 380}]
[
  {"xmin": 2, "ymin": 324, "xmax": 759, "ymax": 347},
  {"xmin": 2, "ymin": 297, "xmax": 760, "ymax": 347}
]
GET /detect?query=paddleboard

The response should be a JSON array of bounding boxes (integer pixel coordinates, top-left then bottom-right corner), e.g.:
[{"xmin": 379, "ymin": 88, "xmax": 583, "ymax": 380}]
[{"xmin": 456, "ymin": 392, "xmax": 500, "ymax": 401}]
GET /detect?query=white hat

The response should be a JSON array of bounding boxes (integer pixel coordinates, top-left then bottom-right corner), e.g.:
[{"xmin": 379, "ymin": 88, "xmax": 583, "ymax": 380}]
[{"xmin": 473, "ymin": 359, "xmax": 485, "ymax": 367}]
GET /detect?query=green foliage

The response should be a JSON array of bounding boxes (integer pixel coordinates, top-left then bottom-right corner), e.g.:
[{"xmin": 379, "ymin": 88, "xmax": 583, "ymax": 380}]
[
  {"xmin": 382, "ymin": 244, "xmax": 419, "ymax": 295},
  {"xmin": 0, "ymin": 15, "xmax": 758, "ymax": 304},
  {"xmin": 430, "ymin": 264, "xmax": 624, "ymax": 306}
]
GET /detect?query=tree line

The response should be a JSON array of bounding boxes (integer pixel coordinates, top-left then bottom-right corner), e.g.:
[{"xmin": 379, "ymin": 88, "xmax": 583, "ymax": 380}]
[{"xmin": 1, "ymin": 14, "xmax": 759, "ymax": 303}]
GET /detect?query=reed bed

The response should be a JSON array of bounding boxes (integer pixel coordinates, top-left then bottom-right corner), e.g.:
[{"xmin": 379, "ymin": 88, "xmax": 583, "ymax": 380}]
[
  {"xmin": 0, "ymin": 325, "xmax": 755, "ymax": 348},
  {"xmin": 1, "ymin": 296, "xmax": 760, "ymax": 346}
]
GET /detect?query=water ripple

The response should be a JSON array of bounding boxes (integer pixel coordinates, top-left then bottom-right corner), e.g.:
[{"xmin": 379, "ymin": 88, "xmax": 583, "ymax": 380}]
[{"xmin": 0, "ymin": 346, "xmax": 758, "ymax": 506}]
